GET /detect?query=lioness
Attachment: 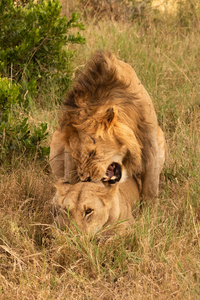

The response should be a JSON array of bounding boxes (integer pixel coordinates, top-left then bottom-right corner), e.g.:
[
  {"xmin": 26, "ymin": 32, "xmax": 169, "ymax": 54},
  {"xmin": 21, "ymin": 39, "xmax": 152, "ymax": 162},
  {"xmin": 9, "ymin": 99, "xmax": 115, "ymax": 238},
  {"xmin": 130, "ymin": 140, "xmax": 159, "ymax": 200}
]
[
  {"xmin": 50, "ymin": 51, "xmax": 166, "ymax": 200},
  {"xmin": 52, "ymin": 175, "xmax": 140, "ymax": 235}
]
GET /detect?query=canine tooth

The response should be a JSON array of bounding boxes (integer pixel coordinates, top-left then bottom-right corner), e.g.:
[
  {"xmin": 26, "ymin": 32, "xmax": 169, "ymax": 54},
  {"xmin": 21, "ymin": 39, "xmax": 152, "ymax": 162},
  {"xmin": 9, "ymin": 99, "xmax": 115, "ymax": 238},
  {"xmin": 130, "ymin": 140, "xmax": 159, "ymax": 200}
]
[
  {"xmin": 111, "ymin": 176, "xmax": 117, "ymax": 180},
  {"xmin": 102, "ymin": 177, "xmax": 110, "ymax": 182}
]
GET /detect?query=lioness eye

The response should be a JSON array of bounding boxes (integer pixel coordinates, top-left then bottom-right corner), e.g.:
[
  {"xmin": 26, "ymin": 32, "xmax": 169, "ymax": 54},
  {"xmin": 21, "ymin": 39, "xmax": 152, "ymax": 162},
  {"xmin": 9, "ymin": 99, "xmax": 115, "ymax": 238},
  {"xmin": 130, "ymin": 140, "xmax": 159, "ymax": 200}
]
[
  {"xmin": 85, "ymin": 208, "xmax": 93, "ymax": 216},
  {"xmin": 64, "ymin": 207, "xmax": 71, "ymax": 218}
]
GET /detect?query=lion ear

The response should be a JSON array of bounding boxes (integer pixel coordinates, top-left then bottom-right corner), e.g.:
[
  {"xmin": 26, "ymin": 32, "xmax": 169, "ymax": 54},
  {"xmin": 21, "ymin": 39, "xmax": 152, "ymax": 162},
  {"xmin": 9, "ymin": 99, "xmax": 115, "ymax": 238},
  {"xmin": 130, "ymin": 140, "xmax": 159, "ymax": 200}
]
[
  {"xmin": 63, "ymin": 125, "xmax": 78, "ymax": 141},
  {"xmin": 104, "ymin": 106, "xmax": 118, "ymax": 128}
]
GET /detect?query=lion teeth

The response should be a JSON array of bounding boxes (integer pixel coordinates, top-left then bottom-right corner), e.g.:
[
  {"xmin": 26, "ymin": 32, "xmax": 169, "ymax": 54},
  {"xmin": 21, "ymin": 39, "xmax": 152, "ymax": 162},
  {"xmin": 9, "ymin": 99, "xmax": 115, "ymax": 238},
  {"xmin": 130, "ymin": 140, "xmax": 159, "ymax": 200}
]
[
  {"xmin": 102, "ymin": 177, "xmax": 110, "ymax": 182},
  {"xmin": 102, "ymin": 175, "xmax": 110, "ymax": 181},
  {"xmin": 102, "ymin": 175, "xmax": 117, "ymax": 182}
]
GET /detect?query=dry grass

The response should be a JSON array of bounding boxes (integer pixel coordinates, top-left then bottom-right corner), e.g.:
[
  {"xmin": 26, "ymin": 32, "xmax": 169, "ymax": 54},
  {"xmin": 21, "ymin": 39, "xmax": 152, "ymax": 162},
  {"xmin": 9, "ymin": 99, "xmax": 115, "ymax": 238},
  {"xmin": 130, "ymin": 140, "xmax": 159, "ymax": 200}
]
[
  {"xmin": 0, "ymin": 3, "xmax": 200, "ymax": 299},
  {"xmin": 0, "ymin": 162, "xmax": 199, "ymax": 299}
]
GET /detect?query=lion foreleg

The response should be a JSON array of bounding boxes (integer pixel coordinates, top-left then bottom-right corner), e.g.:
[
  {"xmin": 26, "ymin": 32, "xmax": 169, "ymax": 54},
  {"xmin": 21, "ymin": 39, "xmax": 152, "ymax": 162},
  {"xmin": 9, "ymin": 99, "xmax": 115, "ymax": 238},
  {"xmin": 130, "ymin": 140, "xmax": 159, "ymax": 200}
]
[
  {"xmin": 64, "ymin": 147, "xmax": 78, "ymax": 184},
  {"xmin": 141, "ymin": 158, "xmax": 160, "ymax": 200},
  {"xmin": 141, "ymin": 126, "xmax": 166, "ymax": 200},
  {"xmin": 49, "ymin": 130, "xmax": 78, "ymax": 183}
]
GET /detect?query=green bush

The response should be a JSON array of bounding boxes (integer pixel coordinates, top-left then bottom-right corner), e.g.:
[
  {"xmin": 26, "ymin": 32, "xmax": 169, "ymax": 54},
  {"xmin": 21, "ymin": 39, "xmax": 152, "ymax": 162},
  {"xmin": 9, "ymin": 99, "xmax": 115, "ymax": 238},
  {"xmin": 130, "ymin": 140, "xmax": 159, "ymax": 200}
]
[
  {"xmin": 0, "ymin": 77, "xmax": 50, "ymax": 162},
  {"xmin": 0, "ymin": 118, "xmax": 50, "ymax": 162},
  {"xmin": 0, "ymin": 76, "xmax": 20, "ymax": 123},
  {"xmin": 0, "ymin": 0, "xmax": 85, "ymax": 163},
  {"xmin": 0, "ymin": 0, "xmax": 85, "ymax": 101},
  {"xmin": 0, "ymin": 121, "xmax": 49, "ymax": 164}
]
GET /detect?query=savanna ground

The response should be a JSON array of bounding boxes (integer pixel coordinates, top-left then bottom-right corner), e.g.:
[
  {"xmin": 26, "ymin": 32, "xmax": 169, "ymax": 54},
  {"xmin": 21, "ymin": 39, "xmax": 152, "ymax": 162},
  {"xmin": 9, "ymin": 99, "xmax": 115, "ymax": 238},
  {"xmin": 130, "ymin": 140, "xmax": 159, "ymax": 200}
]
[{"xmin": 0, "ymin": 1, "xmax": 200, "ymax": 299}]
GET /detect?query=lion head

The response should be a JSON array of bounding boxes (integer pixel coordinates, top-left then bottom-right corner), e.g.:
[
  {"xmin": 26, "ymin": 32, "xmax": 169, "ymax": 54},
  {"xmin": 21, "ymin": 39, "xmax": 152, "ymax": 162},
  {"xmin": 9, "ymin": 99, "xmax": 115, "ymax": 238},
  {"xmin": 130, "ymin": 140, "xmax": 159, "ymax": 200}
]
[
  {"xmin": 66, "ymin": 115, "xmax": 131, "ymax": 183},
  {"xmin": 52, "ymin": 175, "xmax": 140, "ymax": 235}
]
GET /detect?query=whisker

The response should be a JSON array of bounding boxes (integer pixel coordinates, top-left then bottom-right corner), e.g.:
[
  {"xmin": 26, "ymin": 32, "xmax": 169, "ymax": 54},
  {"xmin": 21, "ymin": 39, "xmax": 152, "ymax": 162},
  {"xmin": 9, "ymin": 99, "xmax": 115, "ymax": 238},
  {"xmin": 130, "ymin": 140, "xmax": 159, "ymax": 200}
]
[
  {"xmin": 71, "ymin": 157, "xmax": 81, "ymax": 164},
  {"xmin": 75, "ymin": 177, "xmax": 80, "ymax": 184},
  {"xmin": 49, "ymin": 150, "xmax": 72, "ymax": 162},
  {"xmin": 65, "ymin": 170, "xmax": 77, "ymax": 175}
]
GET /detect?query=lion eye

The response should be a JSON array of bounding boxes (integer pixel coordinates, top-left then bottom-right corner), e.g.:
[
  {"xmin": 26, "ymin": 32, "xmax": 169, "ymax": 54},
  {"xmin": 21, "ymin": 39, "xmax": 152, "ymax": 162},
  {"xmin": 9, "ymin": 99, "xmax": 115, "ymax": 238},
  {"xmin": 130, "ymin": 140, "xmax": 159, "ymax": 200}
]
[
  {"xmin": 90, "ymin": 136, "xmax": 96, "ymax": 144},
  {"xmin": 89, "ymin": 150, "xmax": 96, "ymax": 158}
]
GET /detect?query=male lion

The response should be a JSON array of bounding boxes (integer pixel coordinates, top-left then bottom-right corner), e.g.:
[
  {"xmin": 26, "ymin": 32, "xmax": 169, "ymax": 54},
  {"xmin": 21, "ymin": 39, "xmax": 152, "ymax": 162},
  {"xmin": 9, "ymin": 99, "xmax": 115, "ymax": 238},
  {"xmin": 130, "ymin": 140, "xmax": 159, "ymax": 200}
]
[
  {"xmin": 52, "ymin": 175, "xmax": 140, "ymax": 235},
  {"xmin": 50, "ymin": 51, "xmax": 166, "ymax": 200}
]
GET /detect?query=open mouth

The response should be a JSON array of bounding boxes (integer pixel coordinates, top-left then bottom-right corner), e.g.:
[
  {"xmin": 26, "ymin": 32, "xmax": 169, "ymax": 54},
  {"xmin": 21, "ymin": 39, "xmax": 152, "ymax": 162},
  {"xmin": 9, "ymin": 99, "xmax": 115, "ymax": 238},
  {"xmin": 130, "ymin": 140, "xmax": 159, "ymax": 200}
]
[{"xmin": 101, "ymin": 162, "xmax": 122, "ymax": 184}]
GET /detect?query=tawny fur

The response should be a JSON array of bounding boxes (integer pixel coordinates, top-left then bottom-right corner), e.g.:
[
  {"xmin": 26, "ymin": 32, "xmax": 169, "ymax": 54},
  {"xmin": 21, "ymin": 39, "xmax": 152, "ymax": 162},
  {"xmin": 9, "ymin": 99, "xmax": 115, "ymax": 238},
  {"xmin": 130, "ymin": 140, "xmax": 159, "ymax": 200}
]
[
  {"xmin": 53, "ymin": 176, "xmax": 140, "ymax": 235},
  {"xmin": 50, "ymin": 51, "xmax": 166, "ymax": 199}
]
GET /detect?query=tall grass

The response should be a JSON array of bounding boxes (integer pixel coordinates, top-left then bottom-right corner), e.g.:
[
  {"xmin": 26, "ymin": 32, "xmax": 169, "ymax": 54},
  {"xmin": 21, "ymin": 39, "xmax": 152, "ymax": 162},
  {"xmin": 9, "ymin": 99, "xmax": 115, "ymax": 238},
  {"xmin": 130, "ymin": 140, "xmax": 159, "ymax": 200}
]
[{"xmin": 0, "ymin": 3, "xmax": 200, "ymax": 299}]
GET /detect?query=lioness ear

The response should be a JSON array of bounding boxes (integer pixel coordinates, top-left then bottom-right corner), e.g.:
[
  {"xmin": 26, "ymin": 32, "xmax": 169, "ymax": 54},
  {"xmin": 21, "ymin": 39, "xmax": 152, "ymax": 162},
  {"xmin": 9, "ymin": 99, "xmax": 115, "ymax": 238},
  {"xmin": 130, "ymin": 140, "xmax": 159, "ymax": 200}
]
[{"xmin": 55, "ymin": 178, "xmax": 71, "ymax": 196}]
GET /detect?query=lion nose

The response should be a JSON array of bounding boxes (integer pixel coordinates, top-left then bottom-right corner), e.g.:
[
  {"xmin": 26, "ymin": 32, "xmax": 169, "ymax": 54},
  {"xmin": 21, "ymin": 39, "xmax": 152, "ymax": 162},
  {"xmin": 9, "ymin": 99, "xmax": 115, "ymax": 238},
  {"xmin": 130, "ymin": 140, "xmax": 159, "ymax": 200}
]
[
  {"xmin": 79, "ymin": 172, "xmax": 84, "ymax": 179},
  {"xmin": 83, "ymin": 176, "xmax": 91, "ymax": 182}
]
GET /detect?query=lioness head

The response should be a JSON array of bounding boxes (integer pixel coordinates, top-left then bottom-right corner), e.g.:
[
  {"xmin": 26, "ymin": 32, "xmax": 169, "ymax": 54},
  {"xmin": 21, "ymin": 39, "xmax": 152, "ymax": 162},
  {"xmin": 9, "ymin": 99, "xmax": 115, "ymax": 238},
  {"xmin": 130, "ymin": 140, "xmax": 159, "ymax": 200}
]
[
  {"xmin": 52, "ymin": 170, "xmax": 140, "ymax": 235},
  {"xmin": 53, "ymin": 179, "xmax": 121, "ymax": 235}
]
